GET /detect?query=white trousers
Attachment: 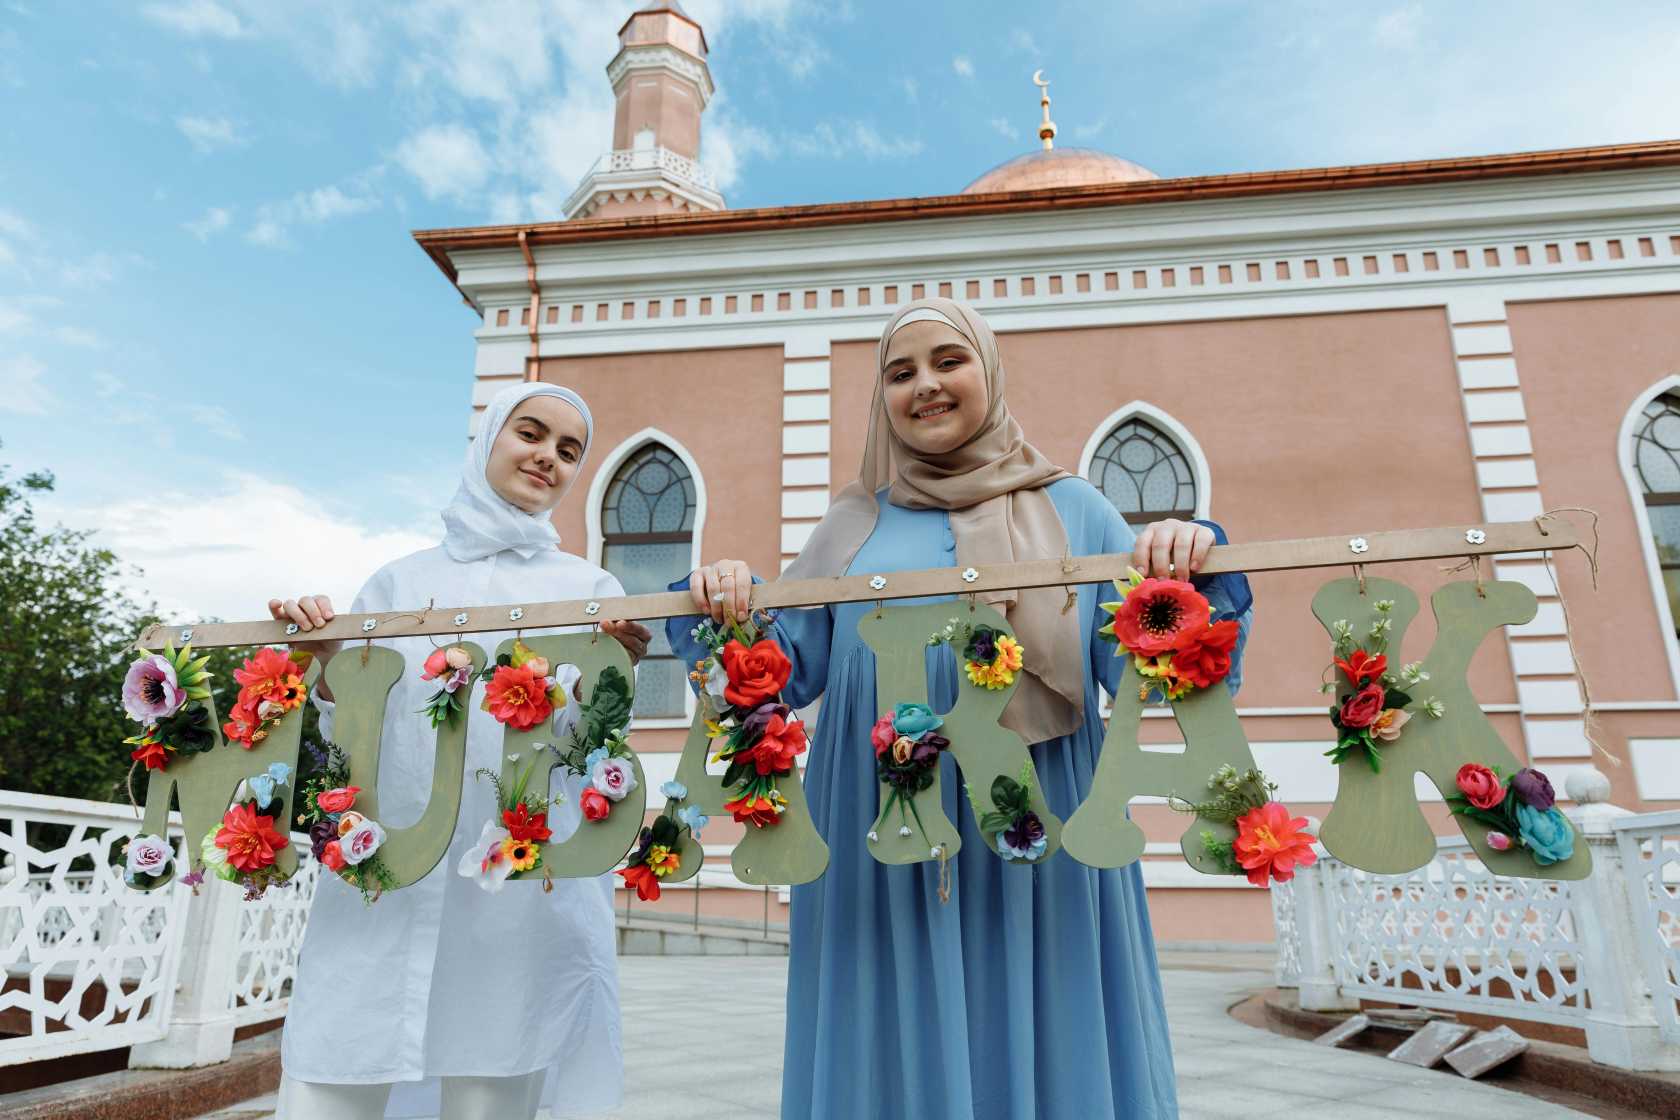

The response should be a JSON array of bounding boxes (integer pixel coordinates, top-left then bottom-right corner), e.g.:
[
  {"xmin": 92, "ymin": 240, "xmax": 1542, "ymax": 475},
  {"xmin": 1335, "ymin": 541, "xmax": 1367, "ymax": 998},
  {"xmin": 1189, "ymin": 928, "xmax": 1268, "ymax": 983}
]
[{"xmin": 275, "ymin": 1071, "xmax": 546, "ymax": 1120}]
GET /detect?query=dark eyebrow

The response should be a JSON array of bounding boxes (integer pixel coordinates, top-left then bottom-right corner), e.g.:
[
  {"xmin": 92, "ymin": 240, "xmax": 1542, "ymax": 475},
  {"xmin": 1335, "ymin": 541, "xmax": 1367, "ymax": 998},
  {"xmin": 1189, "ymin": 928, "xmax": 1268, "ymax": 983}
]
[
  {"xmin": 931, "ymin": 342, "xmax": 971, "ymax": 357},
  {"xmin": 512, "ymin": 413, "xmax": 550, "ymax": 433}
]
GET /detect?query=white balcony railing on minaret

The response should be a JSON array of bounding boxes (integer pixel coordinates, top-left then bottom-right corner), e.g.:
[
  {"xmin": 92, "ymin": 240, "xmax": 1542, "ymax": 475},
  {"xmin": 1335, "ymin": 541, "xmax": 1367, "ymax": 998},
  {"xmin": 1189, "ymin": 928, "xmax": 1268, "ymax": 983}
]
[{"xmin": 562, "ymin": 145, "xmax": 724, "ymax": 219}]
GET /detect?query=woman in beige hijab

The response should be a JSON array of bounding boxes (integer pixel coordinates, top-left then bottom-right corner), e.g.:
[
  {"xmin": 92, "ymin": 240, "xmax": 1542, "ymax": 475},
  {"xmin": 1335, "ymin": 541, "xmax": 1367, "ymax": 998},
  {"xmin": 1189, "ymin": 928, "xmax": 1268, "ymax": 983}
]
[{"xmin": 672, "ymin": 298, "xmax": 1252, "ymax": 1119}]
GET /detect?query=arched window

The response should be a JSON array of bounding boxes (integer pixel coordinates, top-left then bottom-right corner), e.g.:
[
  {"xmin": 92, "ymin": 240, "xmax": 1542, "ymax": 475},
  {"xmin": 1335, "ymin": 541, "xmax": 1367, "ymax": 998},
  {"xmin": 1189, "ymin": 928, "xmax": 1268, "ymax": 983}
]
[
  {"xmin": 1085, "ymin": 414, "xmax": 1198, "ymax": 523},
  {"xmin": 1632, "ymin": 391, "xmax": 1680, "ymax": 637},
  {"xmin": 601, "ymin": 442, "xmax": 697, "ymax": 719}
]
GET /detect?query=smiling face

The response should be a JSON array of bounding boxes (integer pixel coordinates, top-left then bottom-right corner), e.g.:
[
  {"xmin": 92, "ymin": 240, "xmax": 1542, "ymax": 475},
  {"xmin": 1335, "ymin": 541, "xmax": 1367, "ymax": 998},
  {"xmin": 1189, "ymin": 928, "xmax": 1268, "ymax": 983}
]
[
  {"xmin": 484, "ymin": 394, "xmax": 589, "ymax": 513},
  {"xmin": 880, "ymin": 319, "xmax": 990, "ymax": 456}
]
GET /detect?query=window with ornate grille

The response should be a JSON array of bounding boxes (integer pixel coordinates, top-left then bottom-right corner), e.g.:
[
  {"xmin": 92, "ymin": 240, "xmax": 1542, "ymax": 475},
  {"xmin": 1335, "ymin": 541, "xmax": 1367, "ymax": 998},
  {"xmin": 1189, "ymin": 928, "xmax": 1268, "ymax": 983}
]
[
  {"xmin": 1085, "ymin": 416, "xmax": 1197, "ymax": 524},
  {"xmin": 600, "ymin": 443, "xmax": 696, "ymax": 719},
  {"xmin": 1633, "ymin": 391, "xmax": 1680, "ymax": 637}
]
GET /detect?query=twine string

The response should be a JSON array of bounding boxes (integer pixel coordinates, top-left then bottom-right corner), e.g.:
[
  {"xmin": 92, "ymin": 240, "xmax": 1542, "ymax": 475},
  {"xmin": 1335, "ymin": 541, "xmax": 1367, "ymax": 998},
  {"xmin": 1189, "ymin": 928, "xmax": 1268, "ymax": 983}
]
[{"xmin": 1534, "ymin": 508, "xmax": 1615, "ymax": 767}]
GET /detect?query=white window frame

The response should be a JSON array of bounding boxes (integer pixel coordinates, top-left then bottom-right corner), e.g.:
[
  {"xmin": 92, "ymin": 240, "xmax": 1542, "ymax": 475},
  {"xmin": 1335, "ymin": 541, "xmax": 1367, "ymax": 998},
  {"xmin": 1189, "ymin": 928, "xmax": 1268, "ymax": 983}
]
[
  {"xmin": 587, "ymin": 428, "xmax": 708, "ymax": 728},
  {"xmin": 1077, "ymin": 400, "xmax": 1212, "ymax": 523},
  {"xmin": 1618, "ymin": 375, "xmax": 1680, "ymax": 698}
]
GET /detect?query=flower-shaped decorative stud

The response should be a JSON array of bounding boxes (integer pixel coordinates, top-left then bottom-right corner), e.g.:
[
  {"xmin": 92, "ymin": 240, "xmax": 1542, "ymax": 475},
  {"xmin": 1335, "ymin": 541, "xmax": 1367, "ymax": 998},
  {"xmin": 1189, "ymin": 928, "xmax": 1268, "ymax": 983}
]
[
  {"xmin": 508, "ymin": 607, "xmax": 524, "ymax": 622},
  {"xmin": 361, "ymin": 619, "xmax": 377, "ymax": 633},
  {"xmin": 867, "ymin": 831, "xmax": 879, "ymax": 843},
  {"xmin": 1465, "ymin": 528, "xmax": 1487, "ymax": 545},
  {"xmin": 1348, "ymin": 537, "xmax": 1369, "ymax": 555},
  {"xmin": 897, "ymin": 824, "xmax": 912, "ymax": 837},
  {"xmin": 179, "ymin": 628, "xmax": 193, "ymax": 643},
  {"xmin": 454, "ymin": 612, "xmax": 469, "ymax": 626},
  {"xmin": 961, "ymin": 567, "xmax": 979, "ymax": 583},
  {"xmin": 585, "ymin": 601, "xmax": 601, "ymax": 616},
  {"xmin": 869, "ymin": 575, "xmax": 887, "ymax": 591},
  {"xmin": 285, "ymin": 623, "xmax": 300, "ymax": 636}
]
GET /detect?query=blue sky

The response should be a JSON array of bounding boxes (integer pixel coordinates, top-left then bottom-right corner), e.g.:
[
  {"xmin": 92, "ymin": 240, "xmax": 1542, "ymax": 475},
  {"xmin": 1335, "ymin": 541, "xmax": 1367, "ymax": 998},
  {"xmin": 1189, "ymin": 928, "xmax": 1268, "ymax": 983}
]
[{"xmin": 2, "ymin": 0, "xmax": 1678, "ymax": 621}]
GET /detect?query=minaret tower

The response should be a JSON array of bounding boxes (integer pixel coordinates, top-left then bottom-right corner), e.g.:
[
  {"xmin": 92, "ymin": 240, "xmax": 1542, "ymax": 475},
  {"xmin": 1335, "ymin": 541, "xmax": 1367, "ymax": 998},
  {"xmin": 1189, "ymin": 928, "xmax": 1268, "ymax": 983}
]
[{"xmin": 562, "ymin": 2, "xmax": 724, "ymax": 221}]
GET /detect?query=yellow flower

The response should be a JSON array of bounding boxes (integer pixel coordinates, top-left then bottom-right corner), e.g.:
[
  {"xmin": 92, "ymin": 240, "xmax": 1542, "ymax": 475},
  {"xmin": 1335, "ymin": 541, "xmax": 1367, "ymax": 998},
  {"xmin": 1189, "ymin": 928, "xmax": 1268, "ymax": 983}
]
[
  {"xmin": 501, "ymin": 837, "xmax": 539, "ymax": 873},
  {"xmin": 995, "ymin": 636, "xmax": 1024, "ymax": 672},
  {"xmin": 647, "ymin": 844, "xmax": 680, "ymax": 878}
]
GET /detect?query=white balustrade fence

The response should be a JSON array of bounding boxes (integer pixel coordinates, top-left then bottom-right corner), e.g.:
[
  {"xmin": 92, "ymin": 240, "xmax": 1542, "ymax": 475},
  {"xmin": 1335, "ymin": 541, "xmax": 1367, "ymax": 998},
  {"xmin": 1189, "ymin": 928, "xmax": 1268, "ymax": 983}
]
[
  {"xmin": 0, "ymin": 790, "xmax": 319, "ymax": 1069},
  {"xmin": 1273, "ymin": 768, "xmax": 1680, "ymax": 1071}
]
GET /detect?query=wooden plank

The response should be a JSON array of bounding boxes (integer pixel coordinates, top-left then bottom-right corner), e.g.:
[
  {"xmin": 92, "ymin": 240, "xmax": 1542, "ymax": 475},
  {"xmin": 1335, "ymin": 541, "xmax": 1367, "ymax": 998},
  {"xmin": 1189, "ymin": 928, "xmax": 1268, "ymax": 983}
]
[{"xmin": 135, "ymin": 520, "xmax": 1578, "ymax": 649}]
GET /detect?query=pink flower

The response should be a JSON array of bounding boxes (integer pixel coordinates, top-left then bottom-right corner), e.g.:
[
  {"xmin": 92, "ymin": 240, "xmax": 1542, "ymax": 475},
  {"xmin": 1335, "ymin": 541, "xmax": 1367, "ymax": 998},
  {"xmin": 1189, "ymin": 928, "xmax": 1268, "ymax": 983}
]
[
  {"xmin": 591, "ymin": 758, "xmax": 638, "ymax": 802},
  {"xmin": 421, "ymin": 648, "xmax": 450, "ymax": 680},
  {"xmin": 1485, "ymin": 831, "xmax": 1512, "ymax": 851},
  {"xmin": 335, "ymin": 811, "xmax": 366, "ymax": 836},
  {"xmin": 341, "ymin": 819, "xmax": 385, "ymax": 865},
  {"xmin": 444, "ymin": 646, "xmax": 473, "ymax": 671},
  {"xmin": 524, "ymin": 655, "xmax": 550, "ymax": 679},
  {"xmin": 315, "ymin": 786, "xmax": 359, "ymax": 814},
  {"xmin": 871, "ymin": 712, "xmax": 898, "ymax": 758},
  {"xmin": 123, "ymin": 655, "xmax": 185, "ymax": 723},
  {"xmin": 443, "ymin": 666, "xmax": 471, "ymax": 694}
]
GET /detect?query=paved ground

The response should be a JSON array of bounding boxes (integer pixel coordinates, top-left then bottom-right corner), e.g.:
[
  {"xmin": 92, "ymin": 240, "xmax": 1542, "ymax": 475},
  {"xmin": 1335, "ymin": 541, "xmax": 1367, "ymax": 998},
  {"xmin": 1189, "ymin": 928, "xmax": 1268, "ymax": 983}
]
[{"xmin": 213, "ymin": 956, "xmax": 1589, "ymax": 1120}]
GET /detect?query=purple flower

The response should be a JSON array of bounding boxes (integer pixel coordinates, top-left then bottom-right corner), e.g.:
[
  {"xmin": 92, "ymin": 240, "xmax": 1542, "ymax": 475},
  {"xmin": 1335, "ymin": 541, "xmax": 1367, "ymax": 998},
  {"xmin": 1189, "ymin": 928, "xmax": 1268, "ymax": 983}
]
[
  {"xmin": 743, "ymin": 702, "xmax": 791, "ymax": 739},
  {"xmin": 122, "ymin": 655, "xmax": 185, "ymax": 723},
  {"xmin": 1509, "ymin": 767, "xmax": 1556, "ymax": 811},
  {"xmin": 309, "ymin": 820, "xmax": 337, "ymax": 861},
  {"xmin": 969, "ymin": 630, "xmax": 997, "ymax": 663},
  {"xmin": 912, "ymin": 733, "xmax": 949, "ymax": 767},
  {"xmin": 443, "ymin": 666, "xmax": 471, "ymax": 695},
  {"xmin": 997, "ymin": 811, "xmax": 1048, "ymax": 861}
]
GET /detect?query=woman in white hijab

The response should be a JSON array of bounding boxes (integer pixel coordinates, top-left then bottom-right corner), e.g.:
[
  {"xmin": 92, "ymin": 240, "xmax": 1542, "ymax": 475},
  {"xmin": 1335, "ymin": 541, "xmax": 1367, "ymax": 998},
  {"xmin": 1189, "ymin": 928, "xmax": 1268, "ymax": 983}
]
[{"xmin": 267, "ymin": 383, "xmax": 649, "ymax": 1120}]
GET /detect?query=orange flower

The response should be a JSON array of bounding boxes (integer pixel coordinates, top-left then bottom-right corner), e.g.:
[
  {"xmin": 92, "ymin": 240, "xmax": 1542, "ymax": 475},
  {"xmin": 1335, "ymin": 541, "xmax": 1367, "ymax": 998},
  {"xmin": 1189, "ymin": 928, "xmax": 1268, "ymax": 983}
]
[
  {"xmin": 1232, "ymin": 801, "xmax": 1317, "ymax": 887},
  {"xmin": 482, "ymin": 663, "xmax": 554, "ymax": 730},
  {"xmin": 725, "ymin": 791, "xmax": 783, "ymax": 828},
  {"xmin": 222, "ymin": 698, "xmax": 260, "ymax": 748},
  {"xmin": 720, "ymin": 639, "xmax": 792, "ymax": 709},
  {"xmin": 214, "ymin": 803, "xmax": 290, "ymax": 874},
  {"xmin": 617, "ymin": 862, "xmax": 661, "ymax": 901},
  {"xmin": 1334, "ymin": 649, "xmax": 1387, "ymax": 687},
  {"xmin": 234, "ymin": 647, "xmax": 306, "ymax": 708}
]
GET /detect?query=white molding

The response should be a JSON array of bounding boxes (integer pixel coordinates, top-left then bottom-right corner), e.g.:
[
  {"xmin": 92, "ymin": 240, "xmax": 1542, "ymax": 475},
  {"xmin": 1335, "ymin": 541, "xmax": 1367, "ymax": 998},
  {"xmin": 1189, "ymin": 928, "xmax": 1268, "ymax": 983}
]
[
  {"xmin": 1076, "ymin": 400, "xmax": 1213, "ymax": 522},
  {"xmin": 605, "ymin": 42, "xmax": 714, "ymax": 106},
  {"xmin": 1617, "ymin": 374, "xmax": 1680, "ymax": 698},
  {"xmin": 585, "ymin": 428, "xmax": 708, "ymax": 722}
]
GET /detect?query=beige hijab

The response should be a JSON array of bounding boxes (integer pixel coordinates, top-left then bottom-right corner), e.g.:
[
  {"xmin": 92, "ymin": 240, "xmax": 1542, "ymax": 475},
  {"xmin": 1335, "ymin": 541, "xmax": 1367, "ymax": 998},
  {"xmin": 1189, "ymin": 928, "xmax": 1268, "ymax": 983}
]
[{"xmin": 783, "ymin": 297, "xmax": 1083, "ymax": 742}]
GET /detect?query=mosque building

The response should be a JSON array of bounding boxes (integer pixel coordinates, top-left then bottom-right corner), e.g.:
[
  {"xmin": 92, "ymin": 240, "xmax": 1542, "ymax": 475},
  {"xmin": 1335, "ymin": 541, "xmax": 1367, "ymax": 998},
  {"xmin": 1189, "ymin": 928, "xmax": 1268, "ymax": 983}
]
[{"xmin": 415, "ymin": 2, "xmax": 1680, "ymax": 939}]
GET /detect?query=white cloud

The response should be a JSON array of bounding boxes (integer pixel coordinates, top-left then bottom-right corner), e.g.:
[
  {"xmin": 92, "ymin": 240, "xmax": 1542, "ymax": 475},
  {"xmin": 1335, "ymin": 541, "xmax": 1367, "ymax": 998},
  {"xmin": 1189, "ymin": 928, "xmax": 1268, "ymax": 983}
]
[
  {"xmin": 175, "ymin": 113, "xmax": 245, "ymax": 152},
  {"xmin": 52, "ymin": 326, "xmax": 100, "ymax": 347},
  {"xmin": 1373, "ymin": 4, "xmax": 1424, "ymax": 49},
  {"xmin": 245, "ymin": 179, "xmax": 380, "ymax": 248},
  {"xmin": 184, "ymin": 205, "xmax": 232, "ymax": 240},
  {"xmin": 0, "ymin": 300, "xmax": 28, "ymax": 333},
  {"xmin": 788, "ymin": 120, "xmax": 923, "ymax": 161},
  {"xmin": 952, "ymin": 55, "xmax": 974, "ymax": 78},
  {"xmin": 394, "ymin": 124, "xmax": 491, "ymax": 201},
  {"xmin": 58, "ymin": 251, "xmax": 133, "ymax": 289},
  {"xmin": 92, "ymin": 371, "xmax": 122, "ymax": 397},
  {"xmin": 141, "ymin": 0, "xmax": 244, "ymax": 38},
  {"xmin": 0, "ymin": 354, "xmax": 52, "ymax": 415},
  {"xmin": 244, "ymin": 217, "xmax": 287, "ymax": 248},
  {"xmin": 704, "ymin": 110, "xmax": 774, "ymax": 191},
  {"xmin": 988, "ymin": 116, "xmax": 1018, "ymax": 141},
  {"xmin": 1008, "ymin": 28, "xmax": 1039, "ymax": 54},
  {"xmin": 186, "ymin": 403, "xmax": 242, "ymax": 440},
  {"xmin": 898, "ymin": 76, "xmax": 918, "ymax": 103},
  {"xmin": 46, "ymin": 472, "xmax": 435, "ymax": 623}
]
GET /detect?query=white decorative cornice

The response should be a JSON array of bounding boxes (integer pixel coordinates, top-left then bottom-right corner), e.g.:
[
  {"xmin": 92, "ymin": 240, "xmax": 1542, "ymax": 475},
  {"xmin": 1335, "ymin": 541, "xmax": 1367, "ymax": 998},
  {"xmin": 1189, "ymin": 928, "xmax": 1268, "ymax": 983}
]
[
  {"xmin": 562, "ymin": 146, "xmax": 724, "ymax": 220},
  {"xmin": 606, "ymin": 42, "xmax": 713, "ymax": 106}
]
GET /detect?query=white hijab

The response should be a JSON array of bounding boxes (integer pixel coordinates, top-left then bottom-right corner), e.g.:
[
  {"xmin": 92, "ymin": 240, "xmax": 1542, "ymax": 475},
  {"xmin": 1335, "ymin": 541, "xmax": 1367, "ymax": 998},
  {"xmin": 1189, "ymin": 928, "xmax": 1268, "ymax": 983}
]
[{"xmin": 440, "ymin": 383, "xmax": 594, "ymax": 562}]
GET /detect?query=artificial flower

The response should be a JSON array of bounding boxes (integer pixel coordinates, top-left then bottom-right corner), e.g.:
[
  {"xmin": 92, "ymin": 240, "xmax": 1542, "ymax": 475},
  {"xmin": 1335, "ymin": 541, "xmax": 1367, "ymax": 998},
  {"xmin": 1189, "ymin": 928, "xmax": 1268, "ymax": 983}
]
[
  {"xmin": 1509, "ymin": 767, "xmax": 1556, "ymax": 811},
  {"xmin": 1515, "ymin": 802, "xmax": 1574, "ymax": 865},
  {"xmin": 870, "ymin": 712, "xmax": 899, "ymax": 757},
  {"xmin": 746, "ymin": 711, "xmax": 807, "ymax": 776},
  {"xmin": 997, "ymin": 812, "xmax": 1048, "ymax": 861},
  {"xmin": 336, "ymin": 810, "xmax": 367, "ymax": 837},
  {"xmin": 483, "ymin": 663, "xmax": 555, "ymax": 731},
  {"xmin": 523, "ymin": 654, "xmax": 551, "ymax": 679},
  {"xmin": 892, "ymin": 736, "xmax": 915, "ymax": 765},
  {"xmin": 1455, "ymin": 763, "xmax": 1505, "ymax": 810},
  {"xmin": 222, "ymin": 699, "xmax": 260, "ymax": 748},
  {"xmin": 124, "ymin": 834, "xmax": 173, "ymax": 880},
  {"xmin": 199, "ymin": 827, "xmax": 229, "ymax": 876},
  {"xmin": 443, "ymin": 666, "xmax": 471, "ymax": 694},
  {"xmin": 444, "ymin": 645, "xmax": 473, "ymax": 671},
  {"xmin": 308, "ymin": 820, "xmax": 338, "ymax": 861},
  {"xmin": 458, "ymin": 821, "xmax": 515, "ymax": 893},
  {"xmin": 617, "ymin": 861, "xmax": 661, "ymax": 901},
  {"xmin": 1337, "ymin": 683, "xmax": 1386, "ymax": 730},
  {"xmin": 1485, "ymin": 831, "xmax": 1513, "ymax": 851},
  {"xmin": 127, "ymin": 734, "xmax": 173, "ymax": 772},
  {"xmin": 676, "ymin": 804, "xmax": 709, "ymax": 837},
  {"xmin": 1370, "ymin": 708, "xmax": 1411, "ymax": 742},
  {"xmin": 1334, "ymin": 649, "xmax": 1388, "ymax": 686},
  {"xmin": 702, "ymin": 660, "xmax": 731, "ymax": 706},
  {"xmin": 500, "ymin": 836, "xmax": 539, "ymax": 873},
  {"xmin": 726, "ymin": 790, "xmax": 785, "ymax": 828},
  {"xmin": 122, "ymin": 655, "xmax": 186, "ymax": 723},
  {"xmin": 660, "ymin": 780, "xmax": 687, "ymax": 800},
  {"xmin": 646, "ymin": 844, "xmax": 679, "ymax": 877},
  {"xmin": 720, "ymin": 638, "xmax": 793, "ymax": 709},
  {"xmin": 580, "ymin": 787, "xmax": 612, "ymax": 821},
  {"xmin": 890, "ymin": 702, "xmax": 943, "ymax": 742},
  {"xmin": 591, "ymin": 757, "xmax": 638, "ymax": 802},
  {"xmin": 1108, "ymin": 575, "xmax": 1211, "ymax": 657},
  {"xmin": 214, "ymin": 803, "xmax": 290, "ymax": 874},
  {"xmin": 315, "ymin": 786, "xmax": 360, "ymax": 814},
  {"xmin": 320, "ymin": 840, "xmax": 346, "ymax": 872},
  {"xmin": 234, "ymin": 647, "xmax": 307, "ymax": 708},
  {"xmin": 1171, "ymin": 619, "xmax": 1241, "ymax": 689},
  {"xmin": 421, "ymin": 647, "xmax": 451, "ymax": 680},
  {"xmin": 502, "ymin": 802, "xmax": 553, "ymax": 843},
  {"xmin": 247, "ymin": 763, "xmax": 291, "ymax": 811},
  {"xmin": 1232, "ymin": 801, "xmax": 1318, "ymax": 887}
]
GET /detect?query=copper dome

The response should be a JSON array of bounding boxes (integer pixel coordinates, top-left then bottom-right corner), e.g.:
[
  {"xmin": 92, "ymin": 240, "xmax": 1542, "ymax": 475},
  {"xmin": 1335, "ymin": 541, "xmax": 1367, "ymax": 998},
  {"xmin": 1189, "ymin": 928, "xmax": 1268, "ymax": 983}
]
[{"xmin": 961, "ymin": 147, "xmax": 1160, "ymax": 195}]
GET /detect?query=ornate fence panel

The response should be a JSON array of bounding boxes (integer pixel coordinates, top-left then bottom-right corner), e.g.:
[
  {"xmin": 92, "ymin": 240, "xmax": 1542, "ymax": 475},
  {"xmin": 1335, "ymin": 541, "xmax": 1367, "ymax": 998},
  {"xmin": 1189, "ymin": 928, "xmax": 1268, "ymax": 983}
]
[
  {"xmin": 1614, "ymin": 809, "xmax": 1680, "ymax": 1044},
  {"xmin": 1269, "ymin": 877, "xmax": 1302, "ymax": 989},
  {"xmin": 228, "ymin": 840, "xmax": 319, "ymax": 1027},
  {"xmin": 0, "ymin": 791, "xmax": 192, "ymax": 1066}
]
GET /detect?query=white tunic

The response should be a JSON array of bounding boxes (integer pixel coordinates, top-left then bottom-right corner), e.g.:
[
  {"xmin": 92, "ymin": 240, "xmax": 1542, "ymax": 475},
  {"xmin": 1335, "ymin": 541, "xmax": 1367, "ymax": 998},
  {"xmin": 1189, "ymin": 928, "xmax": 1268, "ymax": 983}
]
[{"xmin": 281, "ymin": 544, "xmax": 624, "ymax": 1119}]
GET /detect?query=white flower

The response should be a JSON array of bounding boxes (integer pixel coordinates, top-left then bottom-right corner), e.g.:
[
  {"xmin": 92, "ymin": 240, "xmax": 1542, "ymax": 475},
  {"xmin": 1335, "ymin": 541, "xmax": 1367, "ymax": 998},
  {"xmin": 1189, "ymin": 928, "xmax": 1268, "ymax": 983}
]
[
  {"xmin": 125, "ymin": 834, "xmax": 172, "ymax": 879},
  {"xmin": 341, "ymin": 819, "xmax": 386, "ymax": 865},
  {"xmin": 660, "ymin": 780, "xmax": 687, "ymax": 800},
  {"xmin": 703, "ymin": 661, "xmax": 730, "ymax": 704},
  {"xmin": 458, "ymin": 821, "xmax": 514, "ymax": 893},
  {"xmin": 592, "ymin": 758, "xmax": 638, "ymax": 802}
]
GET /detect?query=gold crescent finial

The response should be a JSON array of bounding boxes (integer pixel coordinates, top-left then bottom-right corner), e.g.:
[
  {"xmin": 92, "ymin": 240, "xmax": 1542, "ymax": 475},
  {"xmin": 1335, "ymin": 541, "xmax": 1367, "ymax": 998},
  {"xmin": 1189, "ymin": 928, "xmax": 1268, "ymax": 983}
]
[{"xmin": 1033, "ymin": 70, "xmax": 1055, "ymax": 150}]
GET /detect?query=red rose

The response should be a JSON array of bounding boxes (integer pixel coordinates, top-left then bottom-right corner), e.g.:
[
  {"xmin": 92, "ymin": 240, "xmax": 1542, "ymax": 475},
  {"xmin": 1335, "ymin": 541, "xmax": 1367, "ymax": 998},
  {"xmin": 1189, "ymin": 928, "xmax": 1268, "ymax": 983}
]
[
  {"xmin": 1337, "ymin": 683, "xmax": 1386, "ymax": 730},
  {"xmin": 320, "ymin": 840, "xmax": 346, "ymax": 872},
  {"xmin": 617, "ymin": 862, "xmax": 661, "ymax": 901},
  {"xmin": 1172, "ymin": 619, "xmax": 1240, "ymax": 689},
  {"xmin": 720, "ymin": 639, "xmax": 792, "ymax": 709},
  {"xmin": 1455, "ymin": 763, "xmax": 1505, "ymax": 810},
  {"xmin": 503, "ymin": 802, "xmax": 553, "ymax": 842},
  {"xmin": 1334, "ymin": 649, "xmax": 1387, "ymax": 686},
  {"xmin": 580, "ymin": 787, "xmax": 611, "ymax": 822},
  {"xmin": 746, "ymin": 712, "xmax": 807, "ymax": 776},
  {"xmin": 315, "ymin": 786, "xmax": 360, "ymax": 814}
]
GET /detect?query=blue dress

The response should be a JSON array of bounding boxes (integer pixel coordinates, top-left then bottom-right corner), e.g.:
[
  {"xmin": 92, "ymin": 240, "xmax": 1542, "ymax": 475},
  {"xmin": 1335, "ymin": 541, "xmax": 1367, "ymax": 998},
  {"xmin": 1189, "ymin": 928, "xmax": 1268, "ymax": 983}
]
[{"xmin": 668, "ymin": 478, "xmax": 1251, "ymax": 1120}]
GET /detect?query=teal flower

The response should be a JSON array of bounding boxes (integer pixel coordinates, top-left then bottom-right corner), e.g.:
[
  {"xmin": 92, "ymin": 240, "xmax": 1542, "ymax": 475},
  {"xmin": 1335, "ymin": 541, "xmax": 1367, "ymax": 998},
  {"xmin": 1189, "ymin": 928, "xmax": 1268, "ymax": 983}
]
[
  {"xmin": 891, "ymin": 702, "xmax": 943, "ymax": 742},
  {"xmin": 1515, "ymin": 803, "xmax": 1575, "ymax": 865}
]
